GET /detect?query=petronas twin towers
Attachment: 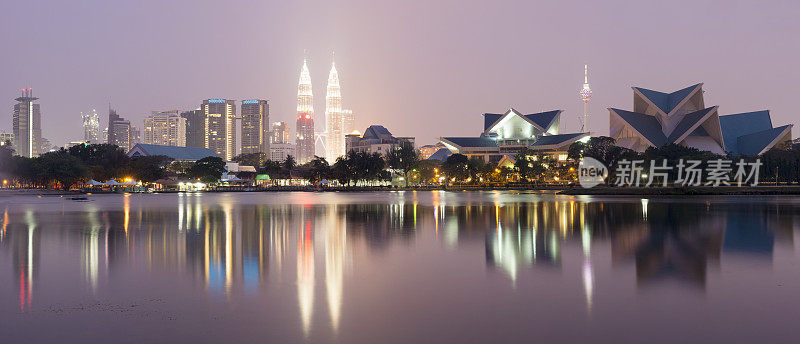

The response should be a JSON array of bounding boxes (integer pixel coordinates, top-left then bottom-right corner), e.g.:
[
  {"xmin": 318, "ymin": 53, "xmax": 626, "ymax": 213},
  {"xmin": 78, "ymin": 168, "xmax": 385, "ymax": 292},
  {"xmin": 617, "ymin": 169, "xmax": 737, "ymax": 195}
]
[{"xmin": 295, "ymin": 55, "xmax": 353, "ymax": 164}]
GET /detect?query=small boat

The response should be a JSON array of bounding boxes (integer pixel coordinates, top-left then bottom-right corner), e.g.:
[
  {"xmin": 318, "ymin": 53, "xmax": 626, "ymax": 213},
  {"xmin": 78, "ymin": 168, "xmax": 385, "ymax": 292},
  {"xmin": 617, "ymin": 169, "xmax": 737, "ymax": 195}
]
[{"xmin": 70, "ymin": 196, "xmax": 89, "ymax": 201}]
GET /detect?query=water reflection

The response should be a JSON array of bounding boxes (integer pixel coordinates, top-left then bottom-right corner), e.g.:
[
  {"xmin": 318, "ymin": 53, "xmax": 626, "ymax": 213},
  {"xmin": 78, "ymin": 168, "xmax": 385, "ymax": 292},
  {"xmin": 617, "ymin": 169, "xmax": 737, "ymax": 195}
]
[{"xmin": 0, "ymin": 193, "xmax": 797, "ymax": 337}]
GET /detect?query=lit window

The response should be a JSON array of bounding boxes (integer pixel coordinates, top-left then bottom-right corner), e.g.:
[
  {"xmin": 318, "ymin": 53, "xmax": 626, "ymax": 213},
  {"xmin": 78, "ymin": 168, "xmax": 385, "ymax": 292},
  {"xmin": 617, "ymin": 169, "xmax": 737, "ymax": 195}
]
[{"xmin": 558, "ymin": 154, "xmax": 567, "ymax": 161}]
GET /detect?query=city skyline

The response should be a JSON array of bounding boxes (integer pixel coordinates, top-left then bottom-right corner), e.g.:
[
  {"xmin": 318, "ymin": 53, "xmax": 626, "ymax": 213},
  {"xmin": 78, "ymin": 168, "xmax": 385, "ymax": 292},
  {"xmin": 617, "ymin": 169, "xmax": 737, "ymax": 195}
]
[{"xmin": 2, "ymin": 1, "xmax": 799, "ymax": 149}]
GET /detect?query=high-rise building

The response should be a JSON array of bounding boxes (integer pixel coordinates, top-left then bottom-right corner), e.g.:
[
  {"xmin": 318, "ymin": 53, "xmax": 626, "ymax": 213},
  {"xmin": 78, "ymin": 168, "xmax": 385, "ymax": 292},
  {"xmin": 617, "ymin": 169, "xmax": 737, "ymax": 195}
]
[
  {"xmin": 342, "ymin": 109, "xmax": 355, "ymax": 135},
  {"xmin": 271, "ymin": 121, "xmax": 290, "ymax": 144},
  {"xmin": 144, "ymin": 110, "xmax": 186, "ymax": 146},
  {"xmin": 181, "ymin": 109, "xmax": 206, "ymax": 148},
  {"xmin": 202, "ymin": 99, "xmax": 237, "ymax": 161},
  {"xmin": 579, "ymin": 64, "xmax": 592, "ymax": 132},
  {"xmin": 241, "ymin": 99, "xmax": 270, "ymax": 155},
  {"xmin": 107, "ymin": 108, "xmax": 133, "ymax": 152},
  {"xmin": 270, "ymin": 143, "xmax": 296, "ymax": 162},
  {"xmin": 296, "ymin": 58, "xmax": 315, "ymax": 164},
  {"xmin": 81, "ymin": 109, "xmax": 100, "ymax": 143},
  {"xmin": 325, "ymin": 59, "xmax": 345, "ymax": 162},
  {"xmin": 12, "ymin": 88, "xmax": 42, "ymax": 157}
]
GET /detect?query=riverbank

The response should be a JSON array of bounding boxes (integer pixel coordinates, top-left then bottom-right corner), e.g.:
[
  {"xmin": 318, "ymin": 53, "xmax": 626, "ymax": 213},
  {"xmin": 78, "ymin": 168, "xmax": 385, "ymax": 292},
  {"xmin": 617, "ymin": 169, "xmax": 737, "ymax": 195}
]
[{"xmin": 559, "ymin": 186, "xmax": 800, "ymax": 195}]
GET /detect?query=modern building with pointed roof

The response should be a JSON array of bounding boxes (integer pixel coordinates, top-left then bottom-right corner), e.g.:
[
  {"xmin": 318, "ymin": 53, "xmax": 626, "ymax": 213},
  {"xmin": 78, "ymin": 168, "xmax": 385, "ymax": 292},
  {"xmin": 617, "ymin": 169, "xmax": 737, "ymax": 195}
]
[
  {"xmin": 610, "ymin": 83, "xmax": 792, "ymax": 156},
  {"xmin": 345, "ymin": 125, "xmax": 414, "ymax": 156},
  {"xmin": 439, "ymin": 108, "xmax": 590, "ymax": 163}
]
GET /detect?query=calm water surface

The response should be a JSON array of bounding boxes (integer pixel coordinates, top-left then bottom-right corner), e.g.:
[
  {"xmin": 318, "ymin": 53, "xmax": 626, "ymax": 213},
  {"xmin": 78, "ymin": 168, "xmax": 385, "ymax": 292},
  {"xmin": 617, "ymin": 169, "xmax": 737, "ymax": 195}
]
[{"xmin": 1, "ymin": 191, "xmax": 799, "ymax": 343}]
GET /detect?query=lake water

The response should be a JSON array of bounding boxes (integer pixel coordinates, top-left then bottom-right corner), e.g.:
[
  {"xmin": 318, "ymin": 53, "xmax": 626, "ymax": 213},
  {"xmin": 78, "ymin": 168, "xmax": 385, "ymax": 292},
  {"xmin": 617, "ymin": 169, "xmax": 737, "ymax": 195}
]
[{"xmin": 1, "ymin": 191, "xmax": 799, "ymax": 343}]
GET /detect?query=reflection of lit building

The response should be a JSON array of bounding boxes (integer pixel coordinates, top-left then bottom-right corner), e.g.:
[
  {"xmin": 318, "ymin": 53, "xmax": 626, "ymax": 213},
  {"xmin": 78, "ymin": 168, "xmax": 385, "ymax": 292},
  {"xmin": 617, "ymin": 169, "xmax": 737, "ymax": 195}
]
[
  {"xmin": 297, "ymin": 214, "xmax": 315, "ymax": 338},
  {"xmin": 325, "ymin": 206, "xmax": 346, "ymax": 333}
]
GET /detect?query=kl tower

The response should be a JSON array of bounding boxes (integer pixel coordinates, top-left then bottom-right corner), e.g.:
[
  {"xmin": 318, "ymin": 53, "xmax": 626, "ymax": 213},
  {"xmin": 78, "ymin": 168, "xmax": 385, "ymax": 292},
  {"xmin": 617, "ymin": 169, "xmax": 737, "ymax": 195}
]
[{"xmin": 579, "ymin": 64, "xmax": 592, "ymax": 132}]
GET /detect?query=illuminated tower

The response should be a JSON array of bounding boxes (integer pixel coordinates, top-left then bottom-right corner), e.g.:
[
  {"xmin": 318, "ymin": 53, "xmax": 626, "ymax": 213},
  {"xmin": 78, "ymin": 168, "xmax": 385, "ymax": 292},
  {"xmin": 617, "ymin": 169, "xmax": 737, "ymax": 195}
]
[
  {"xmin": 579, "ymin": 64, "xmax": 592, "ymax": 132},
  {"xmin": 202, "ymin": 99, "xmax": 236, "ymax": 160},
  {"xmin": 81, "ymin": 109, "xmax": 100, "ymax": 143},
  {"xmin": 12, "ymin": 88, "xmax": 41, "ymax": 157},
  {"xmin": 325, "ymin": 58, "xmax": 344, "ymax": 162},
  {"xmin": 240, "ymin": 99, "xmax": 270, "ymax": 154},
  {"xmin": 296, "ymin": 58, "xmax": 315, "ymax": 164}
]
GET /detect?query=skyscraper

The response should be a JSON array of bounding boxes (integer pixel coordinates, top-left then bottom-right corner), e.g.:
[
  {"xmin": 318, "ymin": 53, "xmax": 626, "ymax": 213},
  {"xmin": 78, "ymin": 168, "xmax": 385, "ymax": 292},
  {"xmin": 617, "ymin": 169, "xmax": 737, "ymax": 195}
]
[
  {"xmin": 202, "ymin": 99, "xmax": 237, "ymax": 161},
  {"xmin": 181, "ymin": 109, "xmax": 205, "ymax": 148},
  {"xmin": 107, "ymin": 108, "xmax": 133, "ymax": 152},
  {"xmin": 296, "ymin": 58, "xmax": 315, "ymax": 164},
  {"xmin": 144, "ymin": 110, "xmax": 186, "ymax": 146},
  {"xmin": 241, "ymin": 99, "xmax": 270, "ymax": 155},
  {"xmin": 342, "ymin": 109, "xmax": 355, "ymax": 135},
  {"xmin": 325, "ymin": 59, "xmax": 345, "ymax": 162},
  {"xmin": 579, "ymin": 64, "xmax": 592, "ymax": 132},
  {"xmin": 271, "ymin": 121, "xmax": 290, "ymax": 144},
  {"xmin": 81, "ymin": 109, "xmax": 100, "ymax": 143},
  {"xmin": 12, "ymin": 88, "xmax": 42, "ymax": 158}
]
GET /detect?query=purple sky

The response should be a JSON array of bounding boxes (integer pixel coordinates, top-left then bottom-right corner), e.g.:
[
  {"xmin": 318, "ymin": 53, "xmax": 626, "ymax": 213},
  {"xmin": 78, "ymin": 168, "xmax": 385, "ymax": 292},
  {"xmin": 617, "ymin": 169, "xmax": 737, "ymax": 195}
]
[{"xmin": 1, "ymin": 0, "xmax": 798, "ymax": 147}]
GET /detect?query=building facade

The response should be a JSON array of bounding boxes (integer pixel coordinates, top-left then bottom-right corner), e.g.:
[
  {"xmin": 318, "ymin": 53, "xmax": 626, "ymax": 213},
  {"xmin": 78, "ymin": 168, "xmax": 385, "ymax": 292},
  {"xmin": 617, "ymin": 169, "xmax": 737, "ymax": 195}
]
[
  {"xmin": 609, "ymin": 83, "xmax": 792, "ymax": 156},
  {"xmin": 143, "ymin": 110, "xmax": 186, "ymax": 147},
  {"xmin": 181, "ymin": 109, "xmax": 205, "ymax": 148},
  {"xmin": 81, "ymin": 109, "xmax": 100, "ymax": 143},
  {"xmin": 0, "ymin": 132, "xmax": 13, "ymax": 146},
  {"xmin": 270, "ymin": 143, "xmax": 296, "ymax": 162},
  {"xmin": 202, "ymin": 99, "xmax": 237, "ymax": 161},
  {"xmin": 12, "ymin": 88, "xmax": 42, "ymax": 157},
  {"xmin": 325, "ymin": 60, "xmax": 345, "ymax": 162},
  {"xmin": 271, "ymin": 121, "xmax": 290, "ymax": 145},
  {"xmin": 343, "ymin": 109, "xmax": 355, "ymax": 135},
  {"xmin": 240, "ymin": 99, "xmax": 270, "ymax": 155},
  {"xmin": 345, "ymin": 125, "xmax": 415, "ymax": 156},
  {"xmin": 440, "ymin": 108, "xmax": 590, "ymax": 163},
  {"xmin": 108, "ymin": 108, "xmax": 133, "ymax": 152},
  {"xmin": 296, "ymin": 58, "xmax": 315, "ymax": 164}
]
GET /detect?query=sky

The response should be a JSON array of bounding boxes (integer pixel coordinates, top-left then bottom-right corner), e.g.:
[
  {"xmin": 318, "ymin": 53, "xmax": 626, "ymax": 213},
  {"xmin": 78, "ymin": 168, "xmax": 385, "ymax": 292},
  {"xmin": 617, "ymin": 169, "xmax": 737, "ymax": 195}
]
[{"xmin": 1, "ymin": 0, "xmax": 799, "ymax": 148}]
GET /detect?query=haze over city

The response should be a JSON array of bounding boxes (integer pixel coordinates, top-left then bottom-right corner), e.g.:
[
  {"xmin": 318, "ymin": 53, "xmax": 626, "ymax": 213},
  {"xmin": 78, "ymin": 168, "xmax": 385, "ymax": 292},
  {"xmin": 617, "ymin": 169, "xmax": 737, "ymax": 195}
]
[{"xmin": 1, "ymin": 0, "xmax": 798, "ymax": 146}]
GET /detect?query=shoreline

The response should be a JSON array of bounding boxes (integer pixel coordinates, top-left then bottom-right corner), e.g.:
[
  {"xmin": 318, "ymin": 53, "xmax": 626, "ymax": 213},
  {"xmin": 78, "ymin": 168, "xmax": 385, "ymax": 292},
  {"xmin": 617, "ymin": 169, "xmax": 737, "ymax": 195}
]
[{"xmin": 3, "ymin": 185, "xmax": 800, "ymax": 196}]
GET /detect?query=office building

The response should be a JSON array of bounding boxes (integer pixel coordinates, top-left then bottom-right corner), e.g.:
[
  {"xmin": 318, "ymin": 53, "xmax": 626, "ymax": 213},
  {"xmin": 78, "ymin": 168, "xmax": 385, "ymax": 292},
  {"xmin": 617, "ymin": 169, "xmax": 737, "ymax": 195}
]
[
  {"xmin": 107, "ymin": 108, "xmax": 133, "ymax": 152},
  {"xmin": 296, "ymin": 58, "xmax": 315, "ymax": 164},
  {"xmin": 270, "ymin": 143, "xmax": 296, "ymax": 162},
  {"xmin": 241, "ymin": 99, "xmax": 270, "ymax": 154},
  {"xmin": 181, "ymin": 109, "xmax": 205, "ymax": 148},
  {"xmin": 440, "ymin": 108, "xmax": 589, "ymax": 163},
  {"xmin": 12, "ymin": 88, "xmax": 42, "ymax": 157},
  {"xmin": 271, "ymin": 122, "xmax": 290, "ymax": 144},
  {"xmin": 143, "ymin": 110, "xmax": 186, "ymax": 147},
  {"xmin": 343, "ymin": 109, "xmax": 355, "ymax": 135},
  {"xmin": 81, "ymin": 109, "xmax": 100, "ymax": 143},
  {"xmin": 202, "ymin": 99, "xmax": 237, "ymax": 161},
  {"xmin": 609, "ymin": 83, "xmax": 793, "ymax": 155}
]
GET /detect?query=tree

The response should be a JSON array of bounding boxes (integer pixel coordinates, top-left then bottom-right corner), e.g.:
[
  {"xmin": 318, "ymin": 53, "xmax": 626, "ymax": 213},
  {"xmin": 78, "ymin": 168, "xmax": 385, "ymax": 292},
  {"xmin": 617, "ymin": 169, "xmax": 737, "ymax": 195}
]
[
  {"xmin": 129, "ymin": 155, "xmax": 172, "ymax": 182},
  {"xmin": 414, "ymin": 159, "xmax": 440, "ymax": 185},
  {"xmin": 442, "ymin": 154, "xmax": 469, "ymax": 184},
  {"xmin": 386, "ymin": 141, "xmax": 419, "ymax": 187},
  {"xmin": 67, "ymin": 143, "xmax": 130, "ymax": 180},
  {"xmin": 262, "ymin": 159, "xmax": 284, "ymax": 179},
  {"xmin": 188, "ymin": 156, "xmax": 226, "ymax": 183},
  {"xmin": 232, "ymin": 152, "xmax": 265, "ymax": 168},
  {"xmin": 283, "ymin": 155, "xmax": 297, "ymax": 178},
  {"xmin": 513, "ymin": 148, "xmax": 546, "ymax": 183},
  {"xmin": 332, "ymin": 157, "xmax": 352, "ymax": 186},
  {"xmin": 0, "ymin": 142, "xmax": 14, "ymax": 176},
  {"xmin": 37, "ymin": 151, "xmax": 88, "ymax": 190},
  {"xmin": 304, "ymin": 156, "xmax": 331, "ymax": 183}
]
